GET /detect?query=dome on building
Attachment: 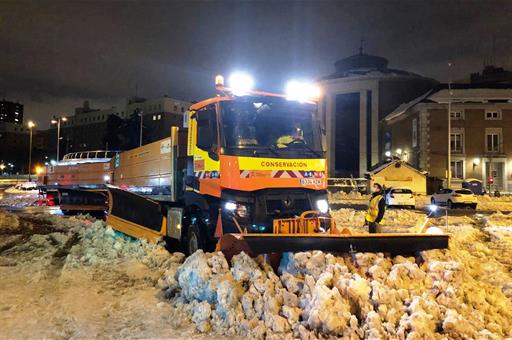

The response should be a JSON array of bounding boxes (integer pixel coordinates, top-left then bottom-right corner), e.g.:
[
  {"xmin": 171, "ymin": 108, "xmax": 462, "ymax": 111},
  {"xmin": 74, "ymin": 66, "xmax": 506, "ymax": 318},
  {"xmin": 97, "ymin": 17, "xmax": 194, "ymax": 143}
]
[
  {"xmin": 334, "ymin": 53, "xmax": 389, "ymax": 73},
  {"xmin": 323, "ymin": 52, "xmax": 424, "ymax": 80}
]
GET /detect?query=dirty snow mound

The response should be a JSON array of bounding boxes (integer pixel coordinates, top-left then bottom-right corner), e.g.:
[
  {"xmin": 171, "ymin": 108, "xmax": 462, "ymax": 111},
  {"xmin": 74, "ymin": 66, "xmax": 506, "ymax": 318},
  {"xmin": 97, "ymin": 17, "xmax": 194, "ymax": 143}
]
[
  {"xmin": 0, "ymin": 192, "xmax": 40, "ymax": 207},
  {"xmin": 165, "ymin": 243, "xmax": 512, "ymax": 338}
]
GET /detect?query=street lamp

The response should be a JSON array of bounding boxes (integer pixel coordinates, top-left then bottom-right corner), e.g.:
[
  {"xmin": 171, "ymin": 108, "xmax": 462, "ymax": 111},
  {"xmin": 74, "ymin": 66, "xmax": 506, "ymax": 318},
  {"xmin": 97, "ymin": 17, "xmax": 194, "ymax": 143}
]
[
  {"xmin": 0, "ymin": 163, "xmax": 5, "ymax": 175},
  {"xmin": 51, "ymin": 116, "xmax": 67, "ymax": 161},
  {"xmin": 138, "ymin": 110, "xmax": 144, "ymax": 147},
  {"xmin": 27, "ymin": 120, "xmax": 35, "ymax": 181},
  {"xmin": 472, "ymin": 158, "xmax": 481, "ymax": 178},
  {"xmin": 447, "ymin": 62, "xmax": 453, "ymax": 188}
]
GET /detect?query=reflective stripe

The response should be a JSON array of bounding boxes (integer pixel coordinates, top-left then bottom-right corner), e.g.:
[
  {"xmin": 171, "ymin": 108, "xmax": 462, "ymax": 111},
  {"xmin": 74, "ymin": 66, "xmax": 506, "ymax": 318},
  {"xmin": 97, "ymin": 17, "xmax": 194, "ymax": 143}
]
[{"xmin": 365, "ymin": 195, "xmax": 384, "ymax": 224}]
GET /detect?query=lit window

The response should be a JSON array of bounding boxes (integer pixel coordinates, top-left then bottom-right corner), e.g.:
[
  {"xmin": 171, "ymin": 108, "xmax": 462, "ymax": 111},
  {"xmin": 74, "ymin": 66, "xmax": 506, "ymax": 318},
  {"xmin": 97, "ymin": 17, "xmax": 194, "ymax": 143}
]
[
  {"xmin": 486, "ymin": 133, "xmax": 500, "ymax": 152},
  {"xmin": 158, "ymin": 114, "xmax": 161, "ymax": 120},
  {"xmin": 450, "ymin": 133, "xmax": 463, "ymax": 152},
  {"xmin": 153, "ymin": 115, "xmax": 156, "ymax": 121},
  {"xmin": 451, "ymin": 160, "xmax": 464, "ymax": 179}
]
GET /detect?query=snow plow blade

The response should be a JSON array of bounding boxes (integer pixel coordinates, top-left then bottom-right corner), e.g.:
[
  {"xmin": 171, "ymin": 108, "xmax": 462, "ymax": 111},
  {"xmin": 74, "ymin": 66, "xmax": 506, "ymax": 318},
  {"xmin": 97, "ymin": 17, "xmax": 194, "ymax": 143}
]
[
  {"xmin": 106, "ymin": 187, "xmax": 166, "ymax": 243},
  {"xmin": 219, "ymin": 233, "xmax": 449, "ymax": 260}
]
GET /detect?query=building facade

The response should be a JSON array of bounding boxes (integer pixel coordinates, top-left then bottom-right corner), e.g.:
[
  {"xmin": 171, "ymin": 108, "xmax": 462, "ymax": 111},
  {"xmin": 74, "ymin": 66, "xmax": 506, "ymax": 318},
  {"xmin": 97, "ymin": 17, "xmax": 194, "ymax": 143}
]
[
  {"xmin": 320, "ymin": 52, "xmax": 437, "ymax": 177},
  {"xmin": 0, "ymin": 122, "xmax": 30, "ymax": 173},
  {"xmin": 0, "ymin": 100, "xmax": 23, "ymax": 125},
  {"xmin": 384, "ymin": 84, "xmax": 512, "ymax": 192},
  {"xmin": 51, "ymin": 96, "xmax": 190, "ymax": 157}
]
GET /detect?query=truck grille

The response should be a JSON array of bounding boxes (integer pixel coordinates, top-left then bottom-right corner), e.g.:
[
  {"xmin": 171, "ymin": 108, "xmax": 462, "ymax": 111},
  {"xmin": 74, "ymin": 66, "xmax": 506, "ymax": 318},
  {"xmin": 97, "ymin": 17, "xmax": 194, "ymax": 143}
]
[{"xmin": 265, "ymin": 197, "xmax": 310, "ymax": 216}]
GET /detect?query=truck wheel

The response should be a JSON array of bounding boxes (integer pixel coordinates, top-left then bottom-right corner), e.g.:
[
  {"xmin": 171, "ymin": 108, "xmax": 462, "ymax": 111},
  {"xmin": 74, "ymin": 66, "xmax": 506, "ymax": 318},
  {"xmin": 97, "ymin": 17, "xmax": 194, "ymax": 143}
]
[{"xmin": 187, "ymin": 225, "xmax": 202, "ymax": 255}]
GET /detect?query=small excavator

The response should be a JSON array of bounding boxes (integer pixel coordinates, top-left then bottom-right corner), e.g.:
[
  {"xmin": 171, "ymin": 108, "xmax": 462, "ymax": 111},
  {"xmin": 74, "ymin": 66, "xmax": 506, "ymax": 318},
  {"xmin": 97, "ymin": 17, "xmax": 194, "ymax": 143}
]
[{"xmin": 41, "ymin": 73, "xmax": 449, "ymax": 259}]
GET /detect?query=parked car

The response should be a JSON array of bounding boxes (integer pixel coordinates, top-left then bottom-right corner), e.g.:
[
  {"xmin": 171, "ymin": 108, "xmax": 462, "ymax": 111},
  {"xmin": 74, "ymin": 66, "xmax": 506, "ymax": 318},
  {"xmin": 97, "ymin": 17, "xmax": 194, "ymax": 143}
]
[
  {"xmin": 384, "ymin": 187, "xmax": 415, "ymax": 209},
  {"xmin": 431, "ymin": 188, "xmax": 477, "ymax": 209}
]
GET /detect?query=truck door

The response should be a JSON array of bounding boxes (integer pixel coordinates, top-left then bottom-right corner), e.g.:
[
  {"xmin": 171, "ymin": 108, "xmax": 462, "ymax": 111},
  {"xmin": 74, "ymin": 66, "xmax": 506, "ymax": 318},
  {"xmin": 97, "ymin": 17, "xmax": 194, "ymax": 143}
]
[{"xmin": 189, "ymin": 104, "xmax": 221, "ymax": 196}]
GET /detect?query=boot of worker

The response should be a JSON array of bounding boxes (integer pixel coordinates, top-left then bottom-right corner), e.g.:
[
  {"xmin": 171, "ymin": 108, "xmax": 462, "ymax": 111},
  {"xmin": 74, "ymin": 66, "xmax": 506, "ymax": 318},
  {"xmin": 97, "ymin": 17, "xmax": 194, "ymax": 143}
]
[{"xmin": 369, "ymin": 222, "xmax": 377, "ymax": 234}]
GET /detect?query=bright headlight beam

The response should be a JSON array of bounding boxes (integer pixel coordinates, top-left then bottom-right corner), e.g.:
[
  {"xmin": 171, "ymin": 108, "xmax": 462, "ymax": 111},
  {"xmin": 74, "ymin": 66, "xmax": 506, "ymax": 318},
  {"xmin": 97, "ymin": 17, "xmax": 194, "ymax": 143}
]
[
  {"xmin": 316, "ymin": 199, "xmax": 329, "ymax": 214},
  {"xmin": 285, "ymin": 80, "xmax": 321, "ymax": 102},
  {"xmin": 224, "ymin": 202, "xmax": 237, "ymax": 211},
  {"xmin": 228, "ymin": 72, "xmax": 254, "ymax": 96},
  {"xmin": 426, "ymin": 226, "xmax": 443, "ymax": 235}
]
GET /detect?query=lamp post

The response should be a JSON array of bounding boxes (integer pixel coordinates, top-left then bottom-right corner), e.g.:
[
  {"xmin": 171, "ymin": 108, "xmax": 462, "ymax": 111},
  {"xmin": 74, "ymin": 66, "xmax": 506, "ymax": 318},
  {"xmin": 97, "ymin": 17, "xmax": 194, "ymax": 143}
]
[
  {"xmin": 51, "ymin": 116, "xmax": 67, "ymax": 161},
  {"xmin": 138, "ymin": 111, "xmax": 144, "ymax": 147},
  {"xmin": 447, "ymin": 62, "xmax": 453, "ymax": 188},
  {"xmin": 27, "ymin": 121, "xmax": 35, "ymax": 181}
]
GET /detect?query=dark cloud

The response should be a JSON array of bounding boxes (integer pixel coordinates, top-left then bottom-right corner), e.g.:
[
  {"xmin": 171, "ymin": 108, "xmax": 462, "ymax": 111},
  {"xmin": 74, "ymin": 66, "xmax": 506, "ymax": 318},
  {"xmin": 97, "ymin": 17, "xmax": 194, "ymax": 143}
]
[{"xmin": 1, "ymin": 0, "xmax": 511, "ymax": 127}]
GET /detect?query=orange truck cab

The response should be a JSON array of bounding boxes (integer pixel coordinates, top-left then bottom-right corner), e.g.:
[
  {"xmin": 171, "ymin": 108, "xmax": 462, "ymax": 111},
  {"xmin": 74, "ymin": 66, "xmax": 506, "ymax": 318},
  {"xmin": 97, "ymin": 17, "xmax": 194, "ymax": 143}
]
[{"xmin": 178, "ymin": 93, "xmax": 328, "ymax": 252}]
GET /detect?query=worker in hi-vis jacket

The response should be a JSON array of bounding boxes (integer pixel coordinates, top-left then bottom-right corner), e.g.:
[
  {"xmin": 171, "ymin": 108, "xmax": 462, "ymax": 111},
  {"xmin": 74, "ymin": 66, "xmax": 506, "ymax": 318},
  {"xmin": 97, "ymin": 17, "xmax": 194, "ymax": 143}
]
[{"xmin": 365, "ymin": 183, "xmax": 386, "ymax": 233}]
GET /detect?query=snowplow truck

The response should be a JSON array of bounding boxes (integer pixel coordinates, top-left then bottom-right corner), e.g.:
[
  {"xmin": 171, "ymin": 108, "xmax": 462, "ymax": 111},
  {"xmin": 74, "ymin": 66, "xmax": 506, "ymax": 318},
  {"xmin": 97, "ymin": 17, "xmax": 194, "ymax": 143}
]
[{"xmin": 105, "ymin": 78, "xmax": 449, "ymax": 258}]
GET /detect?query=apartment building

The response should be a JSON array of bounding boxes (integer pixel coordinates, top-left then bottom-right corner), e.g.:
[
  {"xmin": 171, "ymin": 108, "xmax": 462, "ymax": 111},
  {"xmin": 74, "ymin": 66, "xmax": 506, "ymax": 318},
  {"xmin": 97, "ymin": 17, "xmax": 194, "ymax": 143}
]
[
  {"xmin": 384, "ymin": 84, "xmax": 512, "ymax": 191},
  {"xmin": 0, "ymin": 100, "xmax": 23, "ymax": 124},
  {"xmin": 52, "ymin": 96, "xmax": 190, "ymax": 155}
]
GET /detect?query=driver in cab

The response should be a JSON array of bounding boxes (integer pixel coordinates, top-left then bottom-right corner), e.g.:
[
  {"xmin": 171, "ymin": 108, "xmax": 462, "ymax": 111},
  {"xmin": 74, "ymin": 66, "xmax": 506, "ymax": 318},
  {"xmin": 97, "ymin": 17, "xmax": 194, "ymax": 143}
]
[{"xmin": 276, "ymin": 125, "xmax": 304, "ymax": 148}]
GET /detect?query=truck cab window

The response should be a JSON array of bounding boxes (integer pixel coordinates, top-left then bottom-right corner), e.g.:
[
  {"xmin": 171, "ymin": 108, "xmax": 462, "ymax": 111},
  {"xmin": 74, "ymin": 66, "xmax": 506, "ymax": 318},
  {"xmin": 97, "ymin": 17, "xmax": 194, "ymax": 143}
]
[{"xmin": 196, "ymin": 104, "xmax": 218, "ymax": 151}]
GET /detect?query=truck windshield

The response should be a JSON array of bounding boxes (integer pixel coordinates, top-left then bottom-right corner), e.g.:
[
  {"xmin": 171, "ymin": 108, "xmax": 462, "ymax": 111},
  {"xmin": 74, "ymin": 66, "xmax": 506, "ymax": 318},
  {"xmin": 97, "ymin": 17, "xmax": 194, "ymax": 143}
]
[{"xmin": 221, "ymin": 97, "xmax": 324, "ymax": 158}]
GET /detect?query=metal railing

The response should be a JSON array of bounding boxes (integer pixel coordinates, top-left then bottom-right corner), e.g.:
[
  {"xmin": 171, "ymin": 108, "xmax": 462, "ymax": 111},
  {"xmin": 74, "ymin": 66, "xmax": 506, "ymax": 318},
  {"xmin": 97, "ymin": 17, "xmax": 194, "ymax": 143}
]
[{"xmin": 327, "ymin": 177, "xmax": 368, "ymax": 193}]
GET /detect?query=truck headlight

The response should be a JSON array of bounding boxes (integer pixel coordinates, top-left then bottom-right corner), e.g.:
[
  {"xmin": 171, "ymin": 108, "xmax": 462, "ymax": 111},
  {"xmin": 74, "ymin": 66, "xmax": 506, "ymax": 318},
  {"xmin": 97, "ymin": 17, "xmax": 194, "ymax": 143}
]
[
  {"xmin": 224, "ymin": 202, "xmax": 237, "ymax": 211},
  {"xmin": 316, "ymin": 199, "xmax": 329, "ymax": 214},
  {"xmin": 224, "ymin": 201, "xmax": 249, "ymax": 218}
]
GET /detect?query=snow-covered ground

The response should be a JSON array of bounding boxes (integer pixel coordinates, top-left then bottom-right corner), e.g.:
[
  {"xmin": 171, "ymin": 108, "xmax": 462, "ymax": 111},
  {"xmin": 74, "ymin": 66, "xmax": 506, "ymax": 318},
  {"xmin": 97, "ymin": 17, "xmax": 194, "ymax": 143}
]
[
  {"xmin": 330, "ymin": 190, "xmax": 512, "ymax": 211},
  {"xmin": 0, "ymin": 211, "xmax": 215, "ymax": 339},
  {"xmin": 1, "ymin": 191, "xmax": 512, "ymax": 338}
]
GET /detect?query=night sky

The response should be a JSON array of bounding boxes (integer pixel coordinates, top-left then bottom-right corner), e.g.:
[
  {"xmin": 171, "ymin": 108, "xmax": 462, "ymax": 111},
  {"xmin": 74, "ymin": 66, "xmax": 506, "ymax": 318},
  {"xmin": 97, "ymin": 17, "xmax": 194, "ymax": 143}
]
[{"xmin": 1, "ymin": 0, "xmax": 511, "ymax": 127}]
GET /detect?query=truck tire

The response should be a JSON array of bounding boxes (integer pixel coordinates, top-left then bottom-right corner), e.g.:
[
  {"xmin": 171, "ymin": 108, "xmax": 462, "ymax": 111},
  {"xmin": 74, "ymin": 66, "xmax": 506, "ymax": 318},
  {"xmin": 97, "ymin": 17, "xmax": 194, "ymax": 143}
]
[{"xmin": 186, "ymin": 224, "xmax": 202, "ymax": 255}]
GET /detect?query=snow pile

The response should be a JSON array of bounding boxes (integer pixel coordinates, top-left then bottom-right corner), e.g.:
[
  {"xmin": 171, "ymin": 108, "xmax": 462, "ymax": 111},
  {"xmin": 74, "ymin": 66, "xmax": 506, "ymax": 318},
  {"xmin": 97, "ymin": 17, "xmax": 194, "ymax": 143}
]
[
  {"xmin": 329, "ymin": 191, "xmax": 369, "ymax": 202},
  {"xmin": 64, "ymin": 221, "xmax": 177, "ymax": 272},
  {"xmin": 0, "ymin": 191, "xmax": 40, "ymax": 207},
  {"xmin": 330, "ymin": 207, "xmax": 430, "ymax": 233},
  {"xmin": 0, "ymin": 209, "xmax": 176, "ymax": 278},
  {"xmin": 0, "ymin": 209, "xmax": 20, "ymax": 231},
  {"xmin": 4, "ymin": 182, "xmax": 38, "ymax": 194},
  {"xmin": 479, "ymin": 194, "xmax": 512, "ymax": 202},
  {"xmin": 164, "ymin": 245, "xmax": 512, "ymax": 338}
]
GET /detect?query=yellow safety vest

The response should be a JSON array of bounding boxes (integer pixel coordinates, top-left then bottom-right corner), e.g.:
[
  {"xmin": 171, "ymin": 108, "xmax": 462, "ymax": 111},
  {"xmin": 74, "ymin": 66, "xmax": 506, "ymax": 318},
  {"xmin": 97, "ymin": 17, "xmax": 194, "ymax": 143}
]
[
  {"xmin": 276, "ymin": 135, "xmax": 295, "ymax": 148},
  {"xmin": 365, "ymin": 195, "xmax": 384, "ymax": 224}
]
